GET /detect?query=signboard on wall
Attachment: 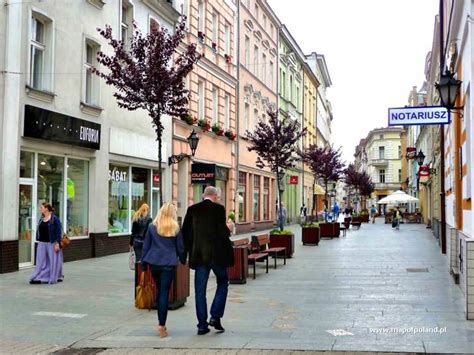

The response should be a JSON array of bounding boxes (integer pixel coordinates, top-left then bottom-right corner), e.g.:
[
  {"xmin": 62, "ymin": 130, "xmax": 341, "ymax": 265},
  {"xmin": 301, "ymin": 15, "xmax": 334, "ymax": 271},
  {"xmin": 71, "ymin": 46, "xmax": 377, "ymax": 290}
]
[
  {"xmin": 289, "ymin": 176, "xmax": 298, "ymax": 184},
  {"xmin": 191, "ymin": 163, "xmax": 216, "ymax": 184},
  {"xmin": 24, "ymin": 105, "xmax": 101, "ymax": 149},
  {"xmin": 388, "ymin": 106, "xmax": 450, "ymax": 126}
]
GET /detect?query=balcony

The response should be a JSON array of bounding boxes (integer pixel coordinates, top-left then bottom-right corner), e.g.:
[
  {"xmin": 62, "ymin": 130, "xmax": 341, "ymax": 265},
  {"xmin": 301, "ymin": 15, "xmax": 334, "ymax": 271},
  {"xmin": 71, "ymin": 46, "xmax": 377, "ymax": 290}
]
[{"xmin": 370, "ymin": 158, "xmax": 388, "ymax": 167}]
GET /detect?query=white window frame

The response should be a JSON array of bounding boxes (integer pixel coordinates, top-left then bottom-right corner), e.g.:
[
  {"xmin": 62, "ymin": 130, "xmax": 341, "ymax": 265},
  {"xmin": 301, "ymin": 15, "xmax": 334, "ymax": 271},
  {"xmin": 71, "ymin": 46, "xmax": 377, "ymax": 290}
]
[
  {"xmin": 224, "ymin": 94, "xmax": 230, "ymax": 129},
  {"xmin": 120, "ymin": 0, "xmax": 134, "ymax": 47},
  {"xmin": 254, "ymin": 108, "xmax": 258, "ymax": 127},
  {"xmin": 28, "ymin": 8, "xmax": 55, "ymax": 92},
  {"xmin": 198, "ymin": 80, "xmax": 205, "ymax": 119},
  {"xmin": 262, "ymin": 53, "xmax": 266, "ymax": 84},
  {"xmin": 212, "ymin": 86, "xmax": 218, "ymax": 125},
  {"xmin": 198, "ymin": 1, "xmax": 205, "ymax": 33},
  {"xmin": 83, "ymin": 37, "xmax": 101, "ymax": 106},
  {"xmin": 212, "ymin": 11, "xmax": 218, "ymax": 44},
  {"xmin": 244, "ymin": 36, "xmax": 250, "ymax": 66},
  {"xmin": 245, "ymin": 103, "xmax": 250, "ymax": 131},
  {"xmin": 224, "ymin": 22, "xmax": 230, "ymax": 55},
  {"xmin": 149, "ymin": 15, "xmax": 160, "ymax": 33},
  {"xmin": 269, "ymin": 61, "xmax": 273, "ymax": 89},
  {"xmin": 254, "ymin": 45, "xmax": 259, "ymax": 77}
]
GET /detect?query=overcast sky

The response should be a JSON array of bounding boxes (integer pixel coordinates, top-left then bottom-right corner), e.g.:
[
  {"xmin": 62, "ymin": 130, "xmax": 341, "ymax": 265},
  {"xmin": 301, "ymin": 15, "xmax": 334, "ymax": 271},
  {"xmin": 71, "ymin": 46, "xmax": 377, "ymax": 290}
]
[{"xmin": 268, "ymin": 0, "xmax": 439, "ymax": 164}]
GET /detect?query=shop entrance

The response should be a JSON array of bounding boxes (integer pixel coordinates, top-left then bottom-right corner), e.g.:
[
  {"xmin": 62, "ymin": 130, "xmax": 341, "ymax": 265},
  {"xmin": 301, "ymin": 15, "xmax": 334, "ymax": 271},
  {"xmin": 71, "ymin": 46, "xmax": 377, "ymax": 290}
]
[{"xmin": 18, "ymin": 181, "xmax": 36, "ymax": 267}]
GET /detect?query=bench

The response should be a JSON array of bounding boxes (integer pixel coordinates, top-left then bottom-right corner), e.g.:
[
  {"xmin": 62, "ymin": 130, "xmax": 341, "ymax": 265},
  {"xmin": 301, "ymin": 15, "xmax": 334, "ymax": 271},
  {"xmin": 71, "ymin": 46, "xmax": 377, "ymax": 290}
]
[
  {"xmin": 251, "ymin": 234, "xmax": 286, "ymax": 270},
  {"xmin": 351, "ymin": 221, "xmax": 361, "ymax": 230},
  {"xmin": 247, "ymin": 251, "xmax": 268, "ymax": 280},
  {"xmin": 339, "ymin": 223, "xmax": 347, "ymax": 237}
]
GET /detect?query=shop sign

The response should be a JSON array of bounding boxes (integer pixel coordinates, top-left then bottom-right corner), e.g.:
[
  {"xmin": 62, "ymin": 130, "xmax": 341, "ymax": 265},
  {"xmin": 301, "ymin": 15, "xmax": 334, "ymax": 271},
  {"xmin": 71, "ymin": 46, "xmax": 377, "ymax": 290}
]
[
  {"xmin": 108, "ymin": 168, "xmax": 128, "ymax": 182},
  {"xmin": 289, "ymin": 176, "xmax": 298, "ymax": 184},
  {"xmin": 153, "ymin": 171, "xmax": 160, "ymax": 188},
  {"xmin": 24, "ymin": 105, "xmax": 101, "ymax": 150},
  {"xmin": 388, "ymin": 106, "xmax": 450, "ymax": 126},
  {"xmin": 406, "ymin": 147, "xmax": 417, "ymax": 159},
  {"xmin": 418, "ymin": 166, "xmax": 430, "ymax": 177},
  {"xmin": 191, "ymin": 163, "xmax": 216, "ymax": 184}
]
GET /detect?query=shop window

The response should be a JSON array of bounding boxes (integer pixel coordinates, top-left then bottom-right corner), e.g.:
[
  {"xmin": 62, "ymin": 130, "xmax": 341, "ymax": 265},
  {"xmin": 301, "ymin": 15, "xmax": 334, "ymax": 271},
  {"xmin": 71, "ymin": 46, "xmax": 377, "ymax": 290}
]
[
  {"xmin": 132, "ymin": 167, "xmax": 150, "ymax": 218},
  {"xmin": 253, "ymin": 175, "xmax": 260, "ymax": 221},
  {"xmin": 263, "ymin": 177, "xmax": 269, "ymax": 220},
  {"xmin": 37, "ymin": 154, "xmax": 64, "ymax": 224},
  {"xmin": 108, "ymin": 165, "xmax": 129, "ymax": 233},
  {"xmin": 238, "ymin": 172, "xmax": 246, "ymax": 222},
  {"xmin": 216, "ymin": 180, "xmax": 227, "ymax": 208},
  {"xmin": 66, "ymin": 159, "xmax": 89, "ymax": 236},
  {"xmin": 151, "ymin": 169, "xmax": 161, "ymax": 218},
  {"xmin": 20, "ymin": 151, "xmax": 35, "ymax": 178}
]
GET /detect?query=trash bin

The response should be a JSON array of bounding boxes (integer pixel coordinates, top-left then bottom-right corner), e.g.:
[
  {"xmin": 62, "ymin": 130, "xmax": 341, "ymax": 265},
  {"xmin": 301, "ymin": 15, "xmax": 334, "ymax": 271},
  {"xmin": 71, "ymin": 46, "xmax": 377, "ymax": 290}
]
[{"xmin": 228, "ymin": 238, "xmax": 249, "ymax": 284}]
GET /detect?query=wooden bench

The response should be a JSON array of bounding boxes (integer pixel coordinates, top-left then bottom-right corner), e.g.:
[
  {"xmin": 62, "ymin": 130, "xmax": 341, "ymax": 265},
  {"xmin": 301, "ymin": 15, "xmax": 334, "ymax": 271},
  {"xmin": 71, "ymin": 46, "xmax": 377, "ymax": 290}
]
[
  {"xmin": 247, "ymin": 251, "xmax": 268, "ymax": 280},
  {"xmin": 251, "ymin": 234, "xmax": 286, "ymax": 270}
]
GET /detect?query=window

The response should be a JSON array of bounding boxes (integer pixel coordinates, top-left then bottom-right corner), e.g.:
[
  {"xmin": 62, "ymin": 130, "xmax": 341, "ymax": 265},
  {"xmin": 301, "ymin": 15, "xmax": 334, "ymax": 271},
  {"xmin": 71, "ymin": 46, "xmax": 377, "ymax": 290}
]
[
  {"xmin": 263, "ymin": 177, "xmax": 270, "ymax": 220},
  {"xmin": 296, "ymin": 86, "xmax": 300, "ymax": 109},
  {"xmin": 198, "ymin": 1, "xmax": 204, "ymax": 32},
  {"xmin": 398, "ymin": 145, "xmax": 402, "ymax": 159},
  {"xmin": 84, "ymin": 40, "xmax": 100, "ymax": 106},
  {"xmin": 212, "ymin": 86, "xmax": 218, "ymax": 125},
  {"xmin": 198, "ymin": 80, "xmax": 204, "ymax": 119},
  {"xmin": 66, "ymin": 158, "xmax": 89, "ymax": 237},
  {"xmin": 244, "ymin": 36, "xmax": 250, "ymax": 66},
  {"xmin": 131, "ymin": 167, "xmax": 150, "ymax": 217},
  {"xmin": 254, "ymin": 108, "xmax": 258, "ymax": 126},
  {"xmin": 398, "ymin": 169, "xmax": 402, "ymax": 182},
  {"xmin": 379, "ymin": 134, "xmax": 384, "ymax": 139},
  {"xmin": 270, "ymin": 23, "xmax": 274, "ymax": 38},
  {"xmin": 253, "ymin": 175, "xmax": 260, "ymax": 221},
  {"xmin": 269, "ymin": 61, "xmax": 273, "ymax": 88},
  {"xmin": 378, "ymin": 146, "xmax": 385, "ymax": 159},
  {"xmin": 212, "ymin": 12, "xmax": 218, "ymax": 44},
  {"xmin": 224, "ymin": 23, "xmax": 230, "ymax": 54},
  {"xmin": 224, "ymin": 94, "xmax": 230, "ymax": 129},
  {"xmin": 244, "ymin": 103, "xmax": 250, "ymax": 131},
  {"xmin": 37, "ymin": 154, "xmax": 64, "ymax": 225},
  {"xmin": 238, "ymin": 172, "xmax": 246, "ymax": 222},
  {"xmin": 255, "ymin": 4, "xmax": 259, "ymax": 20},
  {"xmin": 121, "ymin": 0, "xmax": 133, "ymax": 47},
  {"xmin": 262, "ymin": 53, "xmax": 266, "ymax": 83},
  {"xmin": 280, "ymin": 70, "xmax": 286, "ymax": 97},
  {"xmin": 379, "ymin": 169, "xmax": 385, "ymax": 183},
  {"xmin": 149, "ymin": 17, "xmax": 159, "ymax": 33},
  {"xmin": 30, "ymin": 14, "xmax": 53, "ymax": 91},
  {"xmin": 289, "ymin": 76, "xmax": 293, "ymax": 101},
  {"xmin": 109, "ymin": 165, "xmax": 129, "ymax": 233},
  {"xmin": 263, "ymin": 14, "xmax": 267, "ymax": 31},
  {"xmin": 254, "ymin": 45, "xmax": 259, "ymax": 77}
]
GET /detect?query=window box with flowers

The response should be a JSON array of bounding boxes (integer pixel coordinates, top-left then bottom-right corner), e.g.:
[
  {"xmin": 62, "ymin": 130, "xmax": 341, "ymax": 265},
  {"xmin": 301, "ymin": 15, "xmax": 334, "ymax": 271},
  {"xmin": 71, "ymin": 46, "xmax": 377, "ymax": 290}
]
[
  {"xmin": 198, "ymin": 118, "xmax": 211, "ymax": 132},
  {"xmin": 211, "ymin": 42, "xmax": 217, "ymax": 52},
  {"xmin": 181, "ymin": 113, "xmax": 197, "ymax": 126},
  {"xmin": 197, "ymin": 31, "xmax": 205, "ymax": 43},
  {"xmin": 212, "ymin": 123, "xmax": 225, "ymax": 136},
  {"xmin": 224, "ymin": 129, "xmax": 236, "ymax": 141},
  {"xmin": 224, "ymin": 54, "xmax": 232, "ymax": 64}
]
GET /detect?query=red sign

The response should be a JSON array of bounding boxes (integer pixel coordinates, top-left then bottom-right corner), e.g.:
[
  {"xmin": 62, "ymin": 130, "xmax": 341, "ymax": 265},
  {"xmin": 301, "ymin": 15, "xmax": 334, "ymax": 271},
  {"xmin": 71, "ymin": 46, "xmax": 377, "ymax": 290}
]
[
  {"xmin": 289, "ymin": 176, "xmax": 298, "ymax": 184},
  {"xmin": 418, "ymin": 166, "xmax": 430, "ymax": 177},
  {"xmin": 153, "ymin": 172, "xmax": 160, "ymax": 187},
  {"xmin": 406, "ymin": 147, "xmax": 417, "ymax": 159}
]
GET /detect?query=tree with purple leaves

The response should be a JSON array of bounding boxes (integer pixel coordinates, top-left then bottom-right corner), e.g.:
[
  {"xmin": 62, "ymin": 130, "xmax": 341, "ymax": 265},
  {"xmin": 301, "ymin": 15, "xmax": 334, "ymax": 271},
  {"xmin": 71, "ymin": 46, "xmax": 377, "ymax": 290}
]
[
  {"xmin": 94, "ymin": 16, "xmax": 200, "ymax": 206},
  {"xmin": 246, "ymin": 111, "xmax": 306, "ymax": 230},
  {"xmin": 302, "ymin": 145, "xmax": 345, "ymax": 220},
  {"xmin": 344, "ymin": 164, "xmax": 375, "ymax": 210}
]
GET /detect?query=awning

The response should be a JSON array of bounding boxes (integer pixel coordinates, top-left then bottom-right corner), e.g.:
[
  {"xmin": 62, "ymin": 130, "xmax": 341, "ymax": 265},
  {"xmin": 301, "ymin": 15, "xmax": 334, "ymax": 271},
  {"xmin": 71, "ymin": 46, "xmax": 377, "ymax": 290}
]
[{"xmin": 314, "ymin": 184, "xmax": 325, "ymax": 195}]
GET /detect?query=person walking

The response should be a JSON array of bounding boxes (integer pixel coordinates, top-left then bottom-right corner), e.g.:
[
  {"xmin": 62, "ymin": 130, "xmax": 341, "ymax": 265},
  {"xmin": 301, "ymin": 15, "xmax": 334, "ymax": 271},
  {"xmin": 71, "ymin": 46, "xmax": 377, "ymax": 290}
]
[
  {"xmin": 30, "ymin": 202, "xmax": 64, "ymax": 284},
  {"xmin": 182, "ymin": 186, "xmax": 234, "ymax": 335},
  {"xmin": 141, "ymin": 203, "xmax": 185, "ymax": 338},
  {"xmin": 130, "ymin": 203, "xmax": 152, "ymax": 263},
  {"xmin": 333, "ymin": 202, "xmax": 340, "ymax": 221},
  {"xmin": 299, "ymin": 204, "xmax": 307, "ymax": 225},
  {"xmin": 394, "ymin": 206, "xmax": 402, "ymax": 230},
  {"xmin": 370, "ymin": 204, "xmax": 377, "ymax": 223}
]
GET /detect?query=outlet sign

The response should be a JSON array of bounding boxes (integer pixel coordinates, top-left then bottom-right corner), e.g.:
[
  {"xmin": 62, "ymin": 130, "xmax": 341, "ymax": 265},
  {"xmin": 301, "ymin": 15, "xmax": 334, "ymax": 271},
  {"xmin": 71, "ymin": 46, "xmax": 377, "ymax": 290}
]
[{"xmin": 388, "ymin": 106, "xmax": 450, "ymax": 126}]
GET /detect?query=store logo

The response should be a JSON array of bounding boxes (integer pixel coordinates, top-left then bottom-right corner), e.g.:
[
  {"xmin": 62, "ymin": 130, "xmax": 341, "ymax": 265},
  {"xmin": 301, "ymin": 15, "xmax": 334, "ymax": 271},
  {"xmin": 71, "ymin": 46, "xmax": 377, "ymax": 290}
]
[
  {"xmin": 79, "ymin": 126, "xmax": 100, "ymax": 143},
  {"xmin": 108, "ymin": 169, "xmax": 128, "ymax": 182},
  {"xmin": 191, "ymin": 172, "xmax": 214, "ymax": 181}
]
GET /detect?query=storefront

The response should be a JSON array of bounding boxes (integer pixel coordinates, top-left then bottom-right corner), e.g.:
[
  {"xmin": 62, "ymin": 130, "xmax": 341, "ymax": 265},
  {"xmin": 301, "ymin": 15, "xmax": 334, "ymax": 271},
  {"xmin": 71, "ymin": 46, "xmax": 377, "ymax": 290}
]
[
  {"xmin": 18, "ymin": 105, "xmax": 100, "ymax": 267},
  {"xmin": 191, "ymin": 163, "xmax": 229, "ymax": 208}
]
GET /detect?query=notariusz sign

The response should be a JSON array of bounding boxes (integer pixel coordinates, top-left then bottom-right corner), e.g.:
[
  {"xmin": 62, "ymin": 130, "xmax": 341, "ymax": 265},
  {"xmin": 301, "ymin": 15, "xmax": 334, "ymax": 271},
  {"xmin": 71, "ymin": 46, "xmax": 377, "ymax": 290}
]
[{"xmin": 388, "ymin": 106, "xmax": 450, "ymax": 126}]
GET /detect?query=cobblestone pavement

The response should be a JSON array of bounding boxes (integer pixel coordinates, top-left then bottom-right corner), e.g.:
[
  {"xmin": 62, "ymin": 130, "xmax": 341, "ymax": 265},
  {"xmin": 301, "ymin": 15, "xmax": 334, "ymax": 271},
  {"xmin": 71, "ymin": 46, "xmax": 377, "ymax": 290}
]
[{"xmin": 1, "ymin": 220, "xmax": 473, "ymax": 354}]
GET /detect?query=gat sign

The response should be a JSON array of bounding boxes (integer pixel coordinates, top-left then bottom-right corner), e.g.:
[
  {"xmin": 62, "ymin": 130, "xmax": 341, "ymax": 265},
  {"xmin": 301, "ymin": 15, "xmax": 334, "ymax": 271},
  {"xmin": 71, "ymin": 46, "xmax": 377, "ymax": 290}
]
[{"xmin": 388, "ymin": 106, "xmax": 450, "ymax": 126}]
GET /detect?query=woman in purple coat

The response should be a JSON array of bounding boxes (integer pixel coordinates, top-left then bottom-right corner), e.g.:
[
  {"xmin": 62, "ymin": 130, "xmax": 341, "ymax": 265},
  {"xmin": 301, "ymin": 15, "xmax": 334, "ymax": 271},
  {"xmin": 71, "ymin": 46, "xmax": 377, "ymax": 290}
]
[{"xmin": 30, "ymin": 202, "xmax": 64, "ymax": 284}]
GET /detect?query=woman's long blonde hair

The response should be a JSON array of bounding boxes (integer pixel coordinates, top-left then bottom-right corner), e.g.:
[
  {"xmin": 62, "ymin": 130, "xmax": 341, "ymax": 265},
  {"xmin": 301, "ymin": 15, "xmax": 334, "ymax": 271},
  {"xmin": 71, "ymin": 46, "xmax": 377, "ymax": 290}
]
[
  {"xmin": 132, "ymin": 203, "xmax": 149, "ymax": 222},
  {"xmin": 153, "ymin": 203, "xmax": 179, "ymax": 237}
]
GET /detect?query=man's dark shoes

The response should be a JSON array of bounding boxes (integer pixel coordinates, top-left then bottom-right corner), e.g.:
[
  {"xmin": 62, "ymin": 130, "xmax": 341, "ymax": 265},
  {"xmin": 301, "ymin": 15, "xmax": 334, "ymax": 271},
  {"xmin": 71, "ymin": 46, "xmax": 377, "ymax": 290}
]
[
  {"xmin": 209, "ymin": 318, "xmax": 225, "ymax": 333},
  {"xmin": 29, "ymin": 280, "xmax": 41, "ymax": 284},
  {"xmin": 197, "ymin": 328, "xmax": 210, "ymax": 335}
]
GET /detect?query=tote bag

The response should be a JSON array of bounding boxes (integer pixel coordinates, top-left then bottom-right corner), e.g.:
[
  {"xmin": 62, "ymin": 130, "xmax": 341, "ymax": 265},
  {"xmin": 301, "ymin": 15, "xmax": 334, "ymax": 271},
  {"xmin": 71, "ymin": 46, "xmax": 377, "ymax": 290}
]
[{"xmin": 135, "ymin": 267, "xmax": 155, "ymax": 310}]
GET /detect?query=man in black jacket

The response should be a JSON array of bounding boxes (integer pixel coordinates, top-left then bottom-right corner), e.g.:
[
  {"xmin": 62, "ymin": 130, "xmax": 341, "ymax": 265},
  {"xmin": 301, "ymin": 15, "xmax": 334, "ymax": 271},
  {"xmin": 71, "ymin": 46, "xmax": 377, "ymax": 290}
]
[{"xmin": 182, "ymin": 186, "xmax": 234, "ymax": 335}]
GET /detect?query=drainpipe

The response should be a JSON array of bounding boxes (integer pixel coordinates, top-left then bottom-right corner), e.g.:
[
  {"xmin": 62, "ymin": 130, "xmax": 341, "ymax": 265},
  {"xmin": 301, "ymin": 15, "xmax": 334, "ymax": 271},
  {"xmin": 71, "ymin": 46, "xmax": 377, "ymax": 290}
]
[
  {"xmin": 235, "ymin": 1, "xmax": 241, "ymax": 226},
  {"xmin": 439, "ymin": 0, "xmax": 447, "ymax": 254}
]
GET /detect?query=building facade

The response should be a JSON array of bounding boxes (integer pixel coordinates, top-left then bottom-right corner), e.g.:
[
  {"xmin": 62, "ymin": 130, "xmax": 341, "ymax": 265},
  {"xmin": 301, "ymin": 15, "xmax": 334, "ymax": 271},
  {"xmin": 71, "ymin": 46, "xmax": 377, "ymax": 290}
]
[
  {"xmin": 278, "ymin": 25, "xmax": 304, "ymax": 223},
  {"xmin": 1, "ymin": 0, "xmax": 182, "ymax": 273}
]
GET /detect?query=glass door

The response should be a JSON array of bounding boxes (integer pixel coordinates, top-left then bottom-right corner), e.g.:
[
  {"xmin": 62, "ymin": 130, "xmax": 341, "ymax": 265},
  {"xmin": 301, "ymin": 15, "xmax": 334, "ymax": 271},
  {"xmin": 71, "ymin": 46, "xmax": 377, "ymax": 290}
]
[{"xmin": 18, "ymin": 183, "xmax": 35, "ymax": 266}]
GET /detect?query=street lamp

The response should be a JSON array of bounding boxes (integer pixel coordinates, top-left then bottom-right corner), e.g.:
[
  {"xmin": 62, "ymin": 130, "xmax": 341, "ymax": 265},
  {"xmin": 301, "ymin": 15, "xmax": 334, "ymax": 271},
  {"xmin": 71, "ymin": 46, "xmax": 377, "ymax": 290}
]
[
  {"xmin": 168, "ymin": 130, "xmax": 200, "ymax": 165},
  {"xmin": 435, "ymin": 71, "xmax": 463, "ymax": 113},
  {"xmin": 416, "ymin": 150, "xmax": 425, "ymax": 166}
]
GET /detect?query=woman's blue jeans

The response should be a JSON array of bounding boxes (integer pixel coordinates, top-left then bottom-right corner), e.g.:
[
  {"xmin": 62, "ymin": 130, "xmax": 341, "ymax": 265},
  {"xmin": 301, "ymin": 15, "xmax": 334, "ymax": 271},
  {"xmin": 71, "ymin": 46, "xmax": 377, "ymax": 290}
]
[{"xmin": 150, "ymin": 265, "xmax": 175, "ymax": 326}]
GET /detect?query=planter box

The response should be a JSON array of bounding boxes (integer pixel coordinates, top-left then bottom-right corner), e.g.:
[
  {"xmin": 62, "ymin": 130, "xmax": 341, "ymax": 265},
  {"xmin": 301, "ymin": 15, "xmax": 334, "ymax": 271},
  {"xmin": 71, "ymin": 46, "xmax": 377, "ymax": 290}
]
[
  {"xmin": 319, "ymin": 222, "xmax": 340, "ymax": 238},
  {"xmin": 228, "ymin": 239, "xmax": 249, "ymax": 284},
  {"xmin": 302, "ymin": 227, "xmax": 320, "ymax": 245},
  {"xmin": 269, "ymin": 234, "xmax": 294, "ymax": 258},
  {"xmin": 360, "ymin": 214, "xmax": 369, "ymax": 223},
  {"xmin": 136, "ymin": 262, "xmax": 190, "ymax": 310}
]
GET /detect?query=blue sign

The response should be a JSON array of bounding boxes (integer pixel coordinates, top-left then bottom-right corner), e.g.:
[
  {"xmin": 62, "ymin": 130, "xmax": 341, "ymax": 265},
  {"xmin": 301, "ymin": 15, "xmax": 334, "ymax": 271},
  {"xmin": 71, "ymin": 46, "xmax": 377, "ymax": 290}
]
[{"xmin": 388, "ymin": 105, "xmax": 450, "ymax": 126}]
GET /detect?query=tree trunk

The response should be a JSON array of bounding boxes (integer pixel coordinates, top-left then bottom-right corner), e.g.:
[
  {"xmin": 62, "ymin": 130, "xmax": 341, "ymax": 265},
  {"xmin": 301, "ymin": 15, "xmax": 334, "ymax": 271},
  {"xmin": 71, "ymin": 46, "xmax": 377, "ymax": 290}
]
[
  {"xmin": 157, "ymin": 118, "xmax": 164, "ymax": 207},
  {"xmin": 276, "ymin": 169, "xmax": 284, "ymax": 231},
  {"xmin": 324, "ymin": 180, "xmax": 329, "ymax": 222},
  {"xmin": 312, "ymin": 176, "xmax": 316, "ymax": 217}
]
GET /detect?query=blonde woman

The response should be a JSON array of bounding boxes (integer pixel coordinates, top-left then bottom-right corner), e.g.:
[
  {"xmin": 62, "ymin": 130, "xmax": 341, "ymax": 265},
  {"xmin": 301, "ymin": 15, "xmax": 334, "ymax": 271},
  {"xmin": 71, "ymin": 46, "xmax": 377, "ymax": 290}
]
[
  {"xmin": 130, "ymin": 203, "xmax": 152, "ymax": 262},
  {"xmin": 141, "ymin": 203, "xmax": 185, "ymax": 338}
]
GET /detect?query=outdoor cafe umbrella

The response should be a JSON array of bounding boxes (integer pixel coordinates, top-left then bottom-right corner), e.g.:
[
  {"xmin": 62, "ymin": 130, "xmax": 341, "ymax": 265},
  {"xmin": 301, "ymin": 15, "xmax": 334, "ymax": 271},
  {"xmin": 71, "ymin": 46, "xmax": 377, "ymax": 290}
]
[{"xmin": 377, "ymin": 190, "xmax": 420, "ymax": 204}]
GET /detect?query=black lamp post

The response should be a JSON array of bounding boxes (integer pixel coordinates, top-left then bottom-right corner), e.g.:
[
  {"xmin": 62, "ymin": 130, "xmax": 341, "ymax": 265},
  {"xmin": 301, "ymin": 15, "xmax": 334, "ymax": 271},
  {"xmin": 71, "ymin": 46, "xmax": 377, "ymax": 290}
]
[
  {"xmin": 168, "ymin": 130, "xmax": 200, "ymax": 165},
  {"xmin": 435, "ymin": 71, "xmax": 463, "ymax": 112},
  {"xmin": 416, "ymin": 150, "xmax": 425, "ymax": 166}
]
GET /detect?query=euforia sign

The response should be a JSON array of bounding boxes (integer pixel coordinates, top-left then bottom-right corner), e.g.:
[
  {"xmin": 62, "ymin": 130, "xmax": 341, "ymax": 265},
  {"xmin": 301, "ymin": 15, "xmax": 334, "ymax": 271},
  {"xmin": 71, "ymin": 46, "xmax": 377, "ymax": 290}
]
[{"xmin": 388, "ymin": 106, "xmax": 450, "ymax": 126}]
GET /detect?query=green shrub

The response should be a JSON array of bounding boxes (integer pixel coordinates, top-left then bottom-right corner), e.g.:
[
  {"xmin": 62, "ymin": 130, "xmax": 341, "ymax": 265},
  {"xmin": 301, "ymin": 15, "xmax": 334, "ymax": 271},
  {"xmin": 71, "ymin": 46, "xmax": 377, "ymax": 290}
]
[
  {"xmin": 302, "ymin": 222, "xmax": 319, "ymax": 228},
  {"xmin": 270, "ymin": 229, "xmax": 293, "ymax": 235}
]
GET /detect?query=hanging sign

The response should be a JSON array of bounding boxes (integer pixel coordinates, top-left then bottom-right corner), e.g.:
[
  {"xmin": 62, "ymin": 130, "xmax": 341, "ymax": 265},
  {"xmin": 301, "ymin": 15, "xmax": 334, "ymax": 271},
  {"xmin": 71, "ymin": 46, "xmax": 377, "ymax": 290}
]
[
  {"xmin": 388, "ymin": 106, "xmax": 450, "ymax": 126},
  {"xmin": 191, "ymin": 163, "xmax": 216, "ymax": 184},
  {"xmin": 289, "ymin": 176, "xmax": 299, "ymax": 184},
  {"xmin": 406, "ymin": 147, "xmax": 417, "ymax": 159},
  {"xmin": 418, "ymin": 166, "xmax": 430, "ymax": 177}
]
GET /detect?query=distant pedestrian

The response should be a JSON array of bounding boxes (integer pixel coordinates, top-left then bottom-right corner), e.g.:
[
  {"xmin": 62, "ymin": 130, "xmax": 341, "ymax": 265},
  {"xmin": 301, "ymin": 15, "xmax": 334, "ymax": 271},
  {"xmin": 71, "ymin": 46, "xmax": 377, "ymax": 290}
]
[
  {"xmin": 300, "ymin": 204, "xmax": 307, "ymax": 224},
  {"xmin": 141, "ymin": 203, "xmax": 185, "ymax": 338},
  {"xmin": 333, "ymin": 202, "xmax": 340, "ymax": 221},
  {"xmin": 30, "ymin": 202, "xmax": 64, "ymax": 284},
  {"xmin": 182, "ymin": 186, "xmax": 234, "ymax": 335},
  {"xmin": 370, "ymin": 205, "xmax": 377, "ymax": 223},
  {"xmin": 393, "ymin": 206, "xmax": 402, "ymax": 230},
  {"xmin": 278, "ymin": 203, "xmax": 287, "ymax": 228},
  {"xmin": 130, "ymin": 203, "xmax": 152, "ymax": 263}
]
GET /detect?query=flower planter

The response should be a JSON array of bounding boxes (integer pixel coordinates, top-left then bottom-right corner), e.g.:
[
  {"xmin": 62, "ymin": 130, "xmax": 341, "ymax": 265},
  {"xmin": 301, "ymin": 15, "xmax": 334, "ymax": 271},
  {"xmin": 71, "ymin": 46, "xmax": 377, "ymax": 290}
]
[
  {"xmin": 360, "ymin": 214, "xmax": 369, "ymax": 223},
  {"xmin": 319, "ymin": 222, "xmax": 340, "ymax": 238},
  {"xmin": 269, "ymin": 233, "xmax": 294, "ymax": 258},
  {"xmin": 302, "ymin": 227, "xmax": 320, "ymax": 245}
]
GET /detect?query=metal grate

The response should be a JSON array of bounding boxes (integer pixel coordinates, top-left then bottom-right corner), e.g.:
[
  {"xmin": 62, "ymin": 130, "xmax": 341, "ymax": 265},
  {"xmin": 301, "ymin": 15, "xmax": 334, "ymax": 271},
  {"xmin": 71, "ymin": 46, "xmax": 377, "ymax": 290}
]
[{"xmin": 406, "ymin": 268, "xmax": 429, "ymax": 273}]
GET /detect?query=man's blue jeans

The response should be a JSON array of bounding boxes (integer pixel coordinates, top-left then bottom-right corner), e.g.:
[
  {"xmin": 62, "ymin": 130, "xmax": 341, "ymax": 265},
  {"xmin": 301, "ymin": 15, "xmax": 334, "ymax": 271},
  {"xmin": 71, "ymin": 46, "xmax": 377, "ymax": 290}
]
[
  {"xmin": 150, "ymin": 265, "xmax": 175, "ymax": 326},
  {"xmin": 194, "ymin": 264, "xmax": 229, "ymax": 330}
]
